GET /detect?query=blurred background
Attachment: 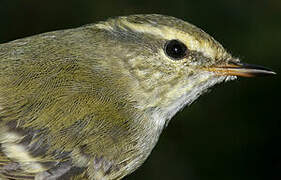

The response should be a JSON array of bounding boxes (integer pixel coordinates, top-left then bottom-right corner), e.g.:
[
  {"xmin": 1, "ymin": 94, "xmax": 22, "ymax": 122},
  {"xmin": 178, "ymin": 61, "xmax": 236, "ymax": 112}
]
[{"xmin": 0, "ymin": 0, "xmax": 280, "ymax": 179}]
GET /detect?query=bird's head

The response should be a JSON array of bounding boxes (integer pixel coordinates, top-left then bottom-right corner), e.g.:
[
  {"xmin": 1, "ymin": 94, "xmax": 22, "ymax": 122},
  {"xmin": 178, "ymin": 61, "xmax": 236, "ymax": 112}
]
[{"xmin": 93, "ymin": 14, "xmax": 275, "ymax": 127}]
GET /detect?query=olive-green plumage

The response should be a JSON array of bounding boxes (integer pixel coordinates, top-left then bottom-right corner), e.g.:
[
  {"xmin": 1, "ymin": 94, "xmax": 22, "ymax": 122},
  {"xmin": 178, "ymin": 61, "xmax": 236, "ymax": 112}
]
[{"xmin": 0, "ymin": 14, "xmax": 274, "ymax": 180}]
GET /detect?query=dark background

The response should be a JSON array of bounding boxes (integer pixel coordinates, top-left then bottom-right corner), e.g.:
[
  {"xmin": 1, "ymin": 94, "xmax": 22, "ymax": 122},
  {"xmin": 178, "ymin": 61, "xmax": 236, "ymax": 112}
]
[{"xmin": 0, "ymin": 0, "xmax": 280, "ymax": 180}]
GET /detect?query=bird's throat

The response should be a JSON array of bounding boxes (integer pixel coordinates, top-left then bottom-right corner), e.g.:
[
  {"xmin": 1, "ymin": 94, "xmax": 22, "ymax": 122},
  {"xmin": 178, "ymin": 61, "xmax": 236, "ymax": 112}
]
[{"xmin": 134, "ymin": 72, "xmax": 235, "ymax": 129}]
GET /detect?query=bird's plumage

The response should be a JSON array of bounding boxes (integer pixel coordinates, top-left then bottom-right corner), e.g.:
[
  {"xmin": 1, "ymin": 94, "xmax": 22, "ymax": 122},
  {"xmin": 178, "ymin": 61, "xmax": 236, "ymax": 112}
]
[
  {"xmin": 0, "ymin": 14, "xmax": 271, "ymax": 179},
  {"xmin": 0, "ymin": 24, "xmax": 149, "ymax": 179}
]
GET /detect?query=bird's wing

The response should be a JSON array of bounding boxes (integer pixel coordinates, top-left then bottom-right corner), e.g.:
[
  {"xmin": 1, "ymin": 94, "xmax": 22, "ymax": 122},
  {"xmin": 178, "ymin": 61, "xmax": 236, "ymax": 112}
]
[
  {"xmin": 0, "ymin": 31, "xmax": 91, "ymax": 179},
  {"xmin": 0, "ymin": 148, "xmax": 36, "ymax": 179},
  {"xmin": 0, "ymin": 28, "xmax": 138, "ymax": 180}
]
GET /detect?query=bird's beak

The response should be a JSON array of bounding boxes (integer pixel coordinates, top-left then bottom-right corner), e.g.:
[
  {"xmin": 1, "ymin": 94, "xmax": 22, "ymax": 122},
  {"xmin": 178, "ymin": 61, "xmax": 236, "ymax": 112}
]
[{"xmin": 206, "ymin": 61, "xmax": 276, "ymax": 77}]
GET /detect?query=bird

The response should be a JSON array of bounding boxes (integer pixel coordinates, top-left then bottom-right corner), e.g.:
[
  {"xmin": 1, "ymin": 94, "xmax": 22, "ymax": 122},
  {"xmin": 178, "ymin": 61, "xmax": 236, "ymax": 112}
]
[{"xmin": 0, "ymin": 14, "xmax": 275, "ymax": 180}]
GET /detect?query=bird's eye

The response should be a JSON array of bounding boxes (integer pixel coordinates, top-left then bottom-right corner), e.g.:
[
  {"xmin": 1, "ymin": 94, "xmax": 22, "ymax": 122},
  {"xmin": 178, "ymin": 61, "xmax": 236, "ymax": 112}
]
[{"xmin": 164, "ymin": 39, "xmax": 187, "ymax": 60}]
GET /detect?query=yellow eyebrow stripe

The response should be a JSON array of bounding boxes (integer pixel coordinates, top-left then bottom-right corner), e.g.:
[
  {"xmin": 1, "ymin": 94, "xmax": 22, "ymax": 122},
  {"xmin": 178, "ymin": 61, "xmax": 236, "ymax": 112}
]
[{"xmin": 119, "ymin": 19, "xmax": 219, "ymax": 60}]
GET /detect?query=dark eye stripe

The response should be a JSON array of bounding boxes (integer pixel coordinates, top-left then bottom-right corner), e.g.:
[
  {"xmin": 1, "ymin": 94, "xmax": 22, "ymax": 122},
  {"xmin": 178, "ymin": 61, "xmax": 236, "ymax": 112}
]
[{"xmin": 164, "ymin": 39, "xmax": 188, "ymax": 60}]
